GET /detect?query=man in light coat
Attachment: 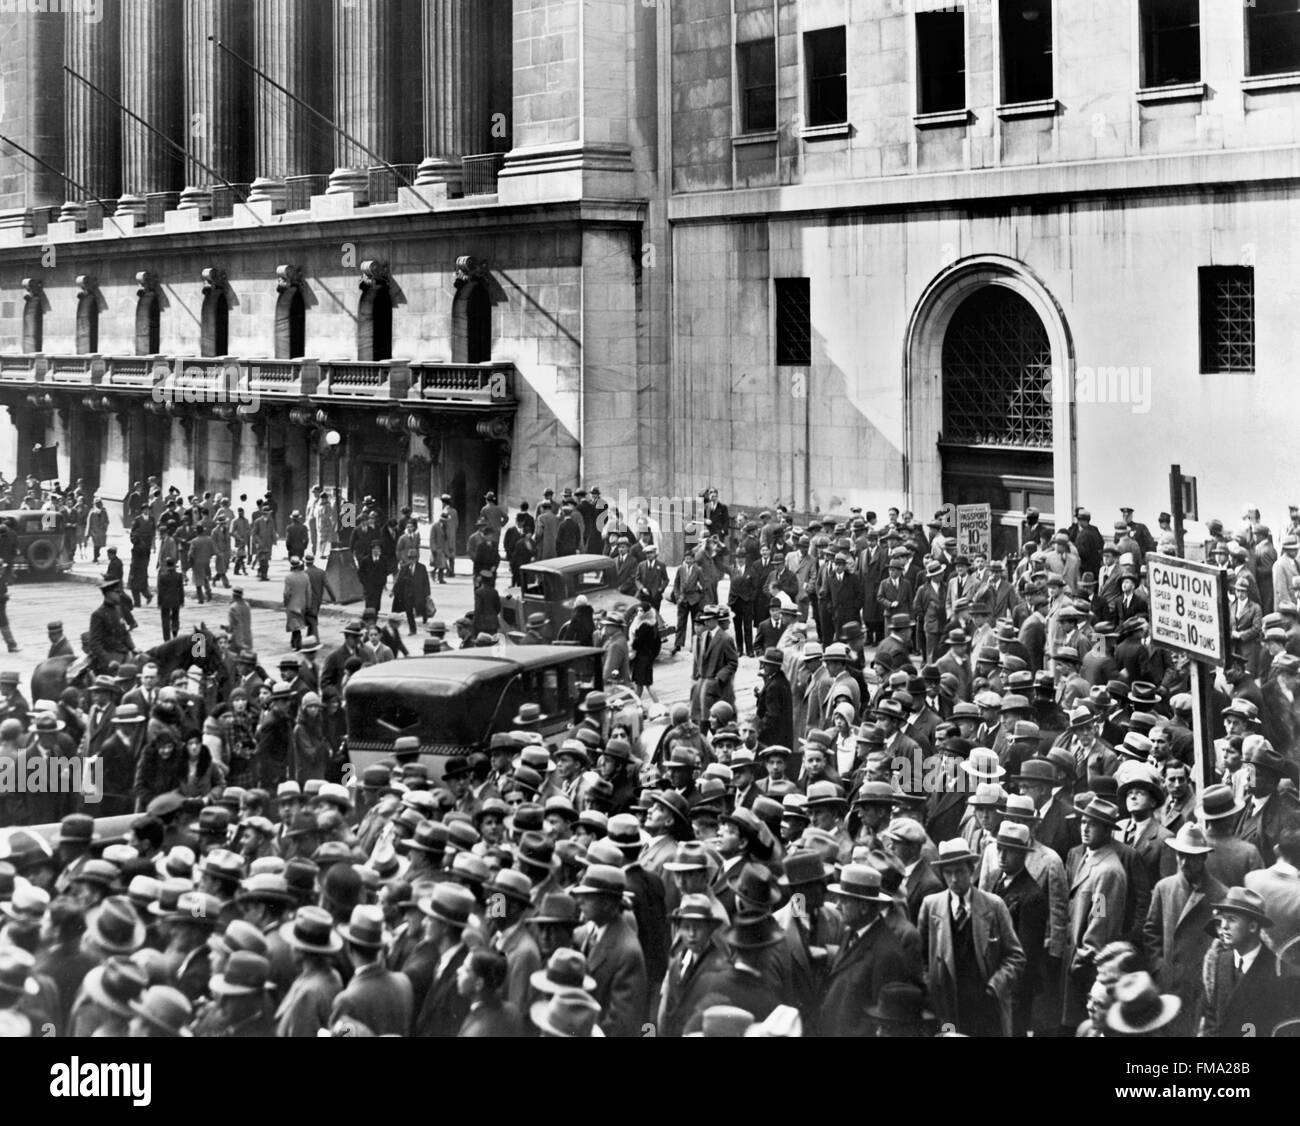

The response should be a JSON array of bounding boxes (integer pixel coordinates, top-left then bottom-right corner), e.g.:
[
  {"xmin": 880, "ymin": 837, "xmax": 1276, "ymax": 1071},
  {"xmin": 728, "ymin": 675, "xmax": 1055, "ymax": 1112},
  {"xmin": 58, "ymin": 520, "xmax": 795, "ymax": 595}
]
[
  {"xmin": 1062, "ymin": 798, "xmax": 1129, "ymax": 1029},
  {"xmin": 282, "ymin": 557, "xmax": 311, "ymax": 651},
  {"xmin": 919, "ymin": 838, "xmax": 1026, "ymax": 1037}
]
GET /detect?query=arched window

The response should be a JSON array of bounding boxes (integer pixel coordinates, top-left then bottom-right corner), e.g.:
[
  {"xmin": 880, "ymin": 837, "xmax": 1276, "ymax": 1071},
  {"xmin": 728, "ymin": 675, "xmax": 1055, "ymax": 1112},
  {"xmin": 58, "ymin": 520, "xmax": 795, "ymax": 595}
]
[
  {"xmin": 942, "ymin": 286, "xmax": 1052, "ymax": 448},
  {"xmin": 201, "ymin": 291, "xmax": 229, "ymax": 358},
  {"xmin": 136, "ymin": 291, "xmax": 161, "ymax": 355},
  {"xmin": 22, "ymin": 283, "xmax": 43, "ymax": 353},
  {"xmin": 275, "ymin": 288, "xmax": 306, "ymax": 359},
  {"xmin": 76, "ymin": 293, "xmax": 99, "ymax": 354},
  {"xmin": 358, "ymin": 286, "xmax": 392, "ymax": 361},
  {"xmin": 452, "ymin": 278, "xmax": 493, "ymax": 363}
]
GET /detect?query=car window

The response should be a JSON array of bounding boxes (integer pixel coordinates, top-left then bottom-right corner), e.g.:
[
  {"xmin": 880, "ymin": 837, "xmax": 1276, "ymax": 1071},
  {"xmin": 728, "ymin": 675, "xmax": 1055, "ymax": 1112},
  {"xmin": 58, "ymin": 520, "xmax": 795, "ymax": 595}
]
[
  {"xmin": 522, "ymin": 573, "xmax": 546, "ymax": 599},
  {"xmin": 577, "ymin": 570, "xmax": 608, "ymax": 591},
  {"xmin": 544, "ymin": 573, "xmax": 570, "ymax": 601}
]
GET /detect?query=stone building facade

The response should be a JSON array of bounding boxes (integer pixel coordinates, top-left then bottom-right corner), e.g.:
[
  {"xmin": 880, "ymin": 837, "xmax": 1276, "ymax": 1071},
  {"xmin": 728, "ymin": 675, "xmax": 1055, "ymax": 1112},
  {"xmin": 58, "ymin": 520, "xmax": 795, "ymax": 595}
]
[{"xmin": 3, "ymin": 0, "xmax": 1300, "ymax": 557}]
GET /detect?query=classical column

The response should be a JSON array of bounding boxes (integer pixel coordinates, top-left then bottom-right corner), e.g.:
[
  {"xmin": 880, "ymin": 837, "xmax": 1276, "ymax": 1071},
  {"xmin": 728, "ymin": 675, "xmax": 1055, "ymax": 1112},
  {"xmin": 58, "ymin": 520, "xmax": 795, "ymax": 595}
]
[
  {"xmin": 328, "ymin": 0, "xmax": 398, "ymax": 198},
  {"xmin": 179, "ymin": 0, "xmax": 252, "ymax": 214},
  {"xmin": 248, "ymin": 0, "xmax": 325, "ymax": 211},
  {"xmin": 62, "ymin": 0, "xmax": 121, "ymax": 222},
  {"xmin": 416, "ymin": 0, "xmax": 491, "ymax": 190},
  {"xmin": 118, "ymin": 0, "xmax": 183, "ymax": 220}
]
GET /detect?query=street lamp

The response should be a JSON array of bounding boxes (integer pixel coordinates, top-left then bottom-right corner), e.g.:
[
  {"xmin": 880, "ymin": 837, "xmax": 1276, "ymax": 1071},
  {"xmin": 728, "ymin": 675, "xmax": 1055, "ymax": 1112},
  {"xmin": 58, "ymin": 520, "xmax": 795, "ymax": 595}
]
[{"xmin": 323, "ymin": 429, "xmax": 343, "ymax": 547}]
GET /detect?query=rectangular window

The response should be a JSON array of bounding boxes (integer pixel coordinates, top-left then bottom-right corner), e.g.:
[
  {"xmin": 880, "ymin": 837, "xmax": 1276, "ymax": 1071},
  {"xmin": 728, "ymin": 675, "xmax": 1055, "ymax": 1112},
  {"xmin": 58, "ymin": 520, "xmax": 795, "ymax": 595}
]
[
  {"xmin": 1141, "ymin": 0, "xmax": 1200, "ymax": 87},
  {"xmin": 775, "ymin": 279, "xmax": 811, "ymax": 366},
  {"xmin": 917, "ymin": 10, "xmax": 967, "ymax": 113},
  {"xmin": 738, "ymin": 39, "xmax": 777, "ymax": 133},
  {"xmin": 1199, "ymin": 267, "xmax": 1255, "ymax": 374},
  {"xmin": 1247, "ymin": 0, "xmax": 1300, "ymax": 77},
  {"xmin": 805, "ymin": 27, "xmax": 848, "ymax": 126},
  {"xmin": 1001, "ymin": 0, "xmax": 1054, "ymax": 103}
]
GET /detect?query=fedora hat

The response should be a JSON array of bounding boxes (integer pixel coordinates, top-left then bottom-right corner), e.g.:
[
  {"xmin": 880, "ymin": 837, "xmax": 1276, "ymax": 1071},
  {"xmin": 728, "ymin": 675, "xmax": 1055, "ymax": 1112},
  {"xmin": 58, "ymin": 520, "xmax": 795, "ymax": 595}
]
[
  {"xmin": 1105, "ymin": 972, "xmax": 1181, "ymax": 1035},
  {"xmin": 0, "ymin": 948, "xmax": 39, "ymax": 1001},
  {"xmin": 0, "ymin": 884, "xmax": 49, "ymax": 925},
  {"xmin": 280, "ymin": 906, "xmax": 344, "ymax": 954},
  {"xmin": 1078, "ymin": 797, "xmax": 1121, "ymax": 829},
  {"xmin": 338, "ymin": 904, "xmax": 386, "ymax": 950},
  {"xmin": 515, "ymin": 831, "xmax": 556, "ymax": 873},
  {"xmin": 777, "ymin": 850, "xmax": 834, "ymax": 887},
  {"xmin": 1117, "ymin": 763, "xmax": 1165, "ymax": 802},
  {"xmin": 721, "ymin": 914, "xmax": 786, "ymax": 950},
  {"xmin": 1243, "ymin": 735, "xmax": 1289, "ymax": 775},
  {"xmin": 530, "ymin": 989, "xmax": 604, "ymax": 1038},
  {"xmin": 1212, "ymin": 887, "xmax": 1273, "ymax": 927},
  {"xmin": 758, "ymin": 647, "xmax": 786, "ymax": 667},
  {"xmin": 803, "ymin": 780, "xmax": 847, "ymax": 809},
  {"xmin": 670, "ymin": 893, "xmax": 722, "ymax": 923},
  {"xmin": 932, "ymin": 838, "xmax": 977, "ymax": 868},
  {"xmin": 209, "ymin": 951, "xmax": 272, "ymax": 997},
  {"xmin": 571, "ymin": 864, "xmax": 627, "ymax": 898},
  {"xmin": 854, "ymin": 781, "xmax": 896, "ymax": 807},
  {"xmin": 418, "ymin": 883, "xmax": 477, "ymax": 928},
  {"xmin": 529, "ymin": 893, "xmax": 581, "ymax": 927},
  {"xmin": 994, "ymin": 821, "xmax": 1033, "ymax": 852},
  {"xmin": 999, "ymin": 794, "xmax": 1038, "ymax": 822},
  {"xmin": 1199, "ymin": 784, "xmax": 1245, "ymax": 822},
  {"xmin": 961, "ymin": 749, "xmax": 1006, "ymax": 781},
  {"xmin": 866, "ymin": 982, "xmax": 934, "ymax": 1028},
  {"xmin": 647, "ymin": 789, "xmax": 691, "ymax": 830},
  {"xmin": 207, "ymin": 920, "xmax": 269, "ymax": 961},
  {"xmin": 81, "ymin": 956, "xmax": 147, "ymax": 1020},
  {"xmin": 726, "ymin": 862, "xmax": 782, "ymax": 914},
  {"xmin": 398, "ymin": 821, "xmax": 450, "ymax": 856},
  {"xmin": 128, "ymin": 985, "xmax": 193, "ymax": 1037},
  {"xmin": 530, "ymin": 948, "xmax": 598, "ymax": 995},
  {"xmin": 966, "ymin": 782, "xmax": 1005, "ymax": 809},
  {"xmin": 662, "ymin": 840, "xmax": 711, "ymax": 873},
  {"xmin": 828, "ymin": 864, "xmax": 892, "ymax": 903},
  {"xmin": 484, "ymin": 867, "xmax": 533, "ymax": 906},
  {"xmin": 1165, "ymin": 823, "xmax": 1214, "ymax": 856},
  {"xmin": 87, "ymin": 895, "xmax": 147, "ymax": 955}
]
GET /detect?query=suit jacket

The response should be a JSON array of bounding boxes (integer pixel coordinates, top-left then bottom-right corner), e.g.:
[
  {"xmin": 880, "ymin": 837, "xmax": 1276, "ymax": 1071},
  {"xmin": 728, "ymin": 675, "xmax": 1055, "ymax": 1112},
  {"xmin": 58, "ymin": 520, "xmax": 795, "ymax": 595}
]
[
  {"xmin": 656, "ymin": 938, "xmax": 729, "ymax": 1039},
  {"xmin": 694, "ymin": 628, "xmax": 739, "ymax": 715},
  {"xmin": 925, "ymin": 785, "xmax": 968, "ymax": 848},
  {"xmin": 821, "ymin": 917, "xmax": 910, "ymax": 1038},
  {"xmin": 904, "ymin": 858, "xmax": 945, "ymax": 923},
  {"xmin": 1142, "ymin": 873, "xmax": 1227, "ymax": 1036},
  {"xmin": 411, "ymin": 943, "xmax": 471, "ymax": 1038},
  {"xmin": 1201, "ymin": 943, "xmax": 1300, "ymax": 1037},
  {"xmin": 626, "ymin": 865, "xmax": 670, "ymax": 993},
  {"xmin": 1236, "ymin": 790, "xmax": 1300, "ymax": 867},
  {"xmin": 492, "ymin": 922, "xmax": 543, "ymax": 1012},
  {"xmin": 577, "ymin": 915, "xmax": 649, "ymax": 1038},
  {"xmin": 920, "ymin": 887, "xmax": 1026, "ymax": 1037},
  {"xmin": 991, "ymin": 867, "xmax": 1048, "ymax": 1007},
  {"xmin": 458, "ymin": 999, "xmax": 526, "ymax": 1037},
  {"xmin": 329, "ymin": 962, "xmax": 413, "ymax": 1037},
  {"xmin": 1244, "ymin": 862, "xmax": 1300, "ymax": 959},
  {"xmin": 774, "ymin": 899, "xmax": 845, "ymax": 1036},
  {"xmin": 638, "ymin": 834, "xmax": 679, "ymax": 881},
  {"xmin": 1064, "ymin": 843, "xmax": 1128, "ymax": 968},
  {"xmin": 1116, "ymin": 817, "xmax": 1176, "ymax": 887},
  {"xmin": 1036, "ymin": 790, "xmax": 1081, "ymax": 863},
  {"xmin": 275, "ymin": 967, "xmax": 343, "ymax": 1038}
]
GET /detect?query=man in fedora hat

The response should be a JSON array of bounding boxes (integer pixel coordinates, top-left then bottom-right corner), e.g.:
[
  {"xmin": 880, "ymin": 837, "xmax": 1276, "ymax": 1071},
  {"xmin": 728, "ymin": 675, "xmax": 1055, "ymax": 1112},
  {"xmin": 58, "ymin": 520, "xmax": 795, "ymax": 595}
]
[
  {"xmin": 1201, "ymin": 887, "xmax": 1299, "ymax": 1037},
  {"xmin": 919, "ymin": 838, "xmax": 1025, "ymax": 1037},
  {"xmin": 773, "ymin": 851, "xmax": 844, "ymax": 1035},
  {"xmin": 572, "ymin": 864, "xmax": 648, "ymax": 1038},
  {"xmin": 820, "ymin": 864, "xmax": 909, "ymax": 1037},
  {"xmin": 190, "ymin": 950, "xmax": 275, "ymax": 1038},
  {"xmin": 754, "ymin": 646, "xmax": 794, "ymax": 752},
  {"xmin": 987, "ymin": 820, "xmax": 1049, "ymax": 1035},
  {"xmin": 1013, "ymin": 755, "xmax": 1079, "ymax": 865},
  {"xmin": 408, "ymin": 883, "xmax": 477, "ymax": 1037},
  {"xmin": 1103, "ymin": 971, "xmax": 1182, "ymax": 1038},
  {"xmin": 482, "ymin": 868, "xmax": 542, "ymax": 1012},
  {"xmin": 1142, "ymin": 823, "xmax": 1226, "ymax": 1037},
  {"xmin": 1236, "ymin": 735, "xmax": 1300, "ymax": 867},
  {"xmin": 1061, "ymin": 799, "xmax": 1129, "ymax": 1029},
  {"xmin": 330, "ymin": 904, "xmax": 412, "ymax": 1037},
  {"xmin": 657, "ymin": 894, "xmax": 729, "ymax": 1038}
]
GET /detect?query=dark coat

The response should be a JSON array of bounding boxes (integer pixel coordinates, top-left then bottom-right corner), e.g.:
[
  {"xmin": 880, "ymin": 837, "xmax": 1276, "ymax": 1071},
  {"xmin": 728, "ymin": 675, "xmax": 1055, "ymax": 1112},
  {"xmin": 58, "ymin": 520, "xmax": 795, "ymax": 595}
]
[
  {"xmin": 756, "ymin": 669, "xmax": 794, "ymax": 750},
  {"xmin": 329, "ymin": 962, "xmax": 414, "ymax": 1037},
  {"xmin": 459, "ymin": 999, "xmax": 526, "ymax": 1037},
  {"xmin": 577, "ymin": 915, "xmax": 649, "ymax": 1038},
  {"xmin": 410, "ymin": 943, "xmax": 471, "ymax": 1038},
  {"xmin": 821, "ymin": 918, "xmax": 909, "ymax": 1038},
  {"xmin": 157, "ymin": 570, "xmax": 185, "ymax": 610},
  {"xmin": 1201, "ymin": 943, "xmax": 1300, "ymax": 1037},
  {"xmin": 656, "ymin": 939, "xmax": 729, "ymax": 1039}
]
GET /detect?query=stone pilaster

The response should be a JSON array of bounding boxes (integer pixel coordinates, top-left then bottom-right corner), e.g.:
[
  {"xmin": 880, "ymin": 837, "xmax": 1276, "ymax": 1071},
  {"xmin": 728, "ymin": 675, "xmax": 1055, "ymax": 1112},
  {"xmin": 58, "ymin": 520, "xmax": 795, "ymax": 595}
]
[
  {"xmin": 415, "ymin": 0, "xmax": 492, "ymax": 192},
  {"xmin": 62, "ymin": 0, "xmax": 121, "ymax": 220},
  {"xmin": 118, "ymin": 0, "xmax": 183, "ymax": 217}
]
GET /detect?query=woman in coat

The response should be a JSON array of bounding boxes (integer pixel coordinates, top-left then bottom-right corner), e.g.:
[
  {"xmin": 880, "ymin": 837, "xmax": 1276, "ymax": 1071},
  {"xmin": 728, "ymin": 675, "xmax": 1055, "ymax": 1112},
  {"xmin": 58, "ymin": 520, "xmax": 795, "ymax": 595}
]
[
  {"xmin": 391, "ymin": 554, "xmax": 432, "ymax": 635},
  {"xmin": 429, "ymin": 512, "xmax": 454, "ymax": 584},
  {"xmin": 175, "ymin": 731, "xmax": 226, "ymax": 800},
  {"xmin": 629, "ymin": 599, "xmax": 661, "ymax": 702},
  {"xmin": 290, "ymin": 692, "xmax": 330, "ymax": 784}
]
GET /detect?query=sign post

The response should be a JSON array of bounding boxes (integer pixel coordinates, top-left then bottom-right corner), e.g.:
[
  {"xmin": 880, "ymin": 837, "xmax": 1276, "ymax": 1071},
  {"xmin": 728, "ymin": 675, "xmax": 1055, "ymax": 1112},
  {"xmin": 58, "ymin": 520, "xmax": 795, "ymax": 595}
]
[
  {"xmin": 955, "ymin": 503, "xmax": 992, "ymax": 561},
  {"xmin": 1147, "ymin": 553, "xmax": 1230, "ymax": 788}
]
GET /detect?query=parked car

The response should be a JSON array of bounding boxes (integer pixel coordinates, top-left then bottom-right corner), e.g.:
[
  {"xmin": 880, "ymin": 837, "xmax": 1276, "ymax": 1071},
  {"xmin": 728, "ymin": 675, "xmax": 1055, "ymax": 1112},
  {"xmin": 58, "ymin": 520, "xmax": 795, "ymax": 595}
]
[
  {"xmin": 0, "ymin": 510, "xmax": 73, "ymax": 578},
  {"xmin": 500, "ymin": 553, "xmax": 674, "ymax": 640},
  {"xmin": 343, "ymin": 644, "xmax": 605, "ymax": 782}
]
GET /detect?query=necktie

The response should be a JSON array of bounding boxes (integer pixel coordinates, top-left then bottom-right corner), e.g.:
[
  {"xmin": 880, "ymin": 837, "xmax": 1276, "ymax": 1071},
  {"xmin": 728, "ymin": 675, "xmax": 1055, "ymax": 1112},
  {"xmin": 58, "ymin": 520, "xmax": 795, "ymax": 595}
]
[
  {"xmin": 680, "ymin": 951, "xmax": 693, "ymax": 977},
  {"xmin": 954, "ymin": 899, "xmax": 967, "ymax": 929}
]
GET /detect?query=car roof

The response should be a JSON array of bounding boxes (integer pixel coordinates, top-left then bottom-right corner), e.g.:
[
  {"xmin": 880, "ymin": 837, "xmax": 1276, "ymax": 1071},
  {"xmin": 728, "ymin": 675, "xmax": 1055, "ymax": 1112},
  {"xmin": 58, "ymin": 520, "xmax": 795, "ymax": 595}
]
[
  {"xmin": 521, "ymin": 554, "xmax": 614, "ymax": 574},
  {"xmin": 345, "ymin": 644, "xmax": 604, "ymax": 691}
]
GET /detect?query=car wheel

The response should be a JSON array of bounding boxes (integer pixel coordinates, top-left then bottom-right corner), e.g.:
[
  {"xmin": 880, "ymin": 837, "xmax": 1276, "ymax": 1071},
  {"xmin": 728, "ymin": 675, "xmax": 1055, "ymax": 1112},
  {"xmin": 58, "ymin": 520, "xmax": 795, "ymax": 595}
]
[{"xmin": 25, "ymin": 538, "xmax": 59, "ymax": 576}]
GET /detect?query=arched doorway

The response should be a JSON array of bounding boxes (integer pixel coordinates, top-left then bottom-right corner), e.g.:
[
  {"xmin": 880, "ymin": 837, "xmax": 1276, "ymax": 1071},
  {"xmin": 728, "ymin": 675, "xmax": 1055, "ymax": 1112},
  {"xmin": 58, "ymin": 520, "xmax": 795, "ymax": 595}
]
[{"xmin": 905, "ymin": 256, "xmax": 1074, "ymax": 555}]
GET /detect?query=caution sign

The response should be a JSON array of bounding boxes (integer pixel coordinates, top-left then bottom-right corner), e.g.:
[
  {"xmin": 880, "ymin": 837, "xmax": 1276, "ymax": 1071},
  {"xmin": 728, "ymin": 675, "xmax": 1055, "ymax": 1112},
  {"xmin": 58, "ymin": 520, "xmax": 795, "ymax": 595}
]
[
  {"xmin": 955, "ymin": 504, "xmax": 992, "ymax": 559},
  {"xmin": 1147, "ymin": 553, "xmax": 1229, "ymax": 665}
]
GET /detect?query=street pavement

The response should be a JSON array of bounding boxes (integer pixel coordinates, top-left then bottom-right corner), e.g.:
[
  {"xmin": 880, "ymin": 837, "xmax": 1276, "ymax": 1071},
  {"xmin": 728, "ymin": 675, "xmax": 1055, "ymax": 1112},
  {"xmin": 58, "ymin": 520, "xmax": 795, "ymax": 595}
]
[{"xmin": 1, "ymin": 530, "xmax": 767, "ymax": 715}]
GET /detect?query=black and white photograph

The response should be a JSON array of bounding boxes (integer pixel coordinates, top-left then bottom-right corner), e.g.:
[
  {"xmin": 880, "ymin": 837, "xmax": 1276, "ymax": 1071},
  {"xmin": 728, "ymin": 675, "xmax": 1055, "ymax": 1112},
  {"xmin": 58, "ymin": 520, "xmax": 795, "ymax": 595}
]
[{"xmin": 0, "ymin": 0, "xmax": 1292, "ymax": 1099}]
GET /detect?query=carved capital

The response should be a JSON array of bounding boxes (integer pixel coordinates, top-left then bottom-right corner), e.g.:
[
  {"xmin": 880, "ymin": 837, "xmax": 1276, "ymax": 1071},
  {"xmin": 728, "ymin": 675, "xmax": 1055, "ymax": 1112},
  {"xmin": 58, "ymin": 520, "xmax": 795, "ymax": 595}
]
[
  {"xmin": 135, "ymin": 270, "xmax": 159, "ymax": 299},
  {"xmin": 454, "ymin": 255, "xmax": 489, "ymax": 290},
  {"xmin": 201, "ymin": 267, "xmax": 229, "ymax": 296},
  {"xmin": 21, "ymin": 277, "xmax": 43, "ymax": 303},
  {"xmin": 276, "ymin": 264, "xmax": 305, "ymax": 293},
  {"xmin": 75, "ymin": 274, "xmax": 98, "ymax": 300},
  {"xmin": 360, "ymin": 260, "xmax": 391, "ymax": 292}
]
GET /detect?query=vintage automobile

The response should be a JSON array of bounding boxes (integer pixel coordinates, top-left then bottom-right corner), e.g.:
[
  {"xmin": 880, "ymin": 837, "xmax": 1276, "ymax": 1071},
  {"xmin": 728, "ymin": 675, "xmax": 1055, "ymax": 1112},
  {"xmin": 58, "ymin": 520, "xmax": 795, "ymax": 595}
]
[
  {"xmin": 343, "ymin": 643, "xmax": 606, "ymax": 781},
  {"xmin": 499, "ymin": 553, "xmax": 673, "ymax": 640},
  {"xmin": 0, "ymin": 509, "xmax": 73, "ymax": 578}
]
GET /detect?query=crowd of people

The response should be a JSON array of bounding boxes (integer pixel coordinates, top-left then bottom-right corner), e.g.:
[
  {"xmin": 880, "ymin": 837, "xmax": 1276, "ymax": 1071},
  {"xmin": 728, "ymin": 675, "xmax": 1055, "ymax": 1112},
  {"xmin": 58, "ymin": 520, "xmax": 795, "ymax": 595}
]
[{"xmin": 0, "ymin": 478, "xmax": 1298, "ymax": 1039}]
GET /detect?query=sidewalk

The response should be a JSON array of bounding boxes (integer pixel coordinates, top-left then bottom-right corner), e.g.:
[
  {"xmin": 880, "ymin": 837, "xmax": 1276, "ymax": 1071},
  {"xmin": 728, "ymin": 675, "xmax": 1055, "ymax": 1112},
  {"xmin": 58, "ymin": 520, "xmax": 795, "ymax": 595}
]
[{"xmin": 62, "ymin": 530, "xmax": 480, "ymax": 627}]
